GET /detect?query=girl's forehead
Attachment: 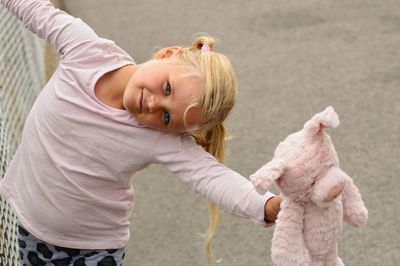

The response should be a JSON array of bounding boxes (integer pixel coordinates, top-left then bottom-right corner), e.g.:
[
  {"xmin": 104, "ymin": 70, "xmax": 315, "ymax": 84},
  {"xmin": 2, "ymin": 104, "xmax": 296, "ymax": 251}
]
[
  {"xmin": 170, "ymin": 65, "xmax": 203, "ymax": 96},
  {"xmin": 172, "ymin": 75, "xmax": 202, "ymax": 107},
  {"xmin": 173, "ymin": 73, "xmax": 202, "ymax": 92},
  {"xmin": 169, "ymin": 62, "xmax": 201, "ymax": 79}
]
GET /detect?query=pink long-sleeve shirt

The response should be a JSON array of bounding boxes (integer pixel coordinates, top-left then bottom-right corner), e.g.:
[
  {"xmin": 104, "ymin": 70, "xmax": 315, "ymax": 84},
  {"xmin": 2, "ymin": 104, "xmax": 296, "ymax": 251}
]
[{"xmin": 0, "ymin": 0, "xmax": 274, "ymax": 249}]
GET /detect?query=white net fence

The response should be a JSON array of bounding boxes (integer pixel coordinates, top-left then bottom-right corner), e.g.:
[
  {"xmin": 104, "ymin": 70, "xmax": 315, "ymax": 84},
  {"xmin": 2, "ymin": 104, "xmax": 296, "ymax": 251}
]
[{"xmin": 0, "ymin": 4, "xmax": 46, "ymax": 265}]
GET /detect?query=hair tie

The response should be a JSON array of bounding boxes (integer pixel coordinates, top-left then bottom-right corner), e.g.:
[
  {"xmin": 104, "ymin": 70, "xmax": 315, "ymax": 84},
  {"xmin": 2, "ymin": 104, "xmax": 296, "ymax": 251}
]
[{"xmin": 201, "ymin": 44, "xmax": 211, "ymax": 52}]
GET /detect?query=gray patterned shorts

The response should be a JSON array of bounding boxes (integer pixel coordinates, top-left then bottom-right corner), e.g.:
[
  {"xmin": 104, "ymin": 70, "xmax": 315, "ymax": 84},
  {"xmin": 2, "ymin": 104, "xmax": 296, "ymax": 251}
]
[{"xmin": 18, "ymin": 225, "xmax": 125, "ymax": 266}]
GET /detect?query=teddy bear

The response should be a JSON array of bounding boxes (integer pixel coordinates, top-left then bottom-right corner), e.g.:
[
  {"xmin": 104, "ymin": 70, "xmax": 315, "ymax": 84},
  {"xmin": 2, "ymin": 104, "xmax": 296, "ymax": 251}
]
[{"xmin": 250, "ymin": 106, "xmax": 368, "ymax": 266}]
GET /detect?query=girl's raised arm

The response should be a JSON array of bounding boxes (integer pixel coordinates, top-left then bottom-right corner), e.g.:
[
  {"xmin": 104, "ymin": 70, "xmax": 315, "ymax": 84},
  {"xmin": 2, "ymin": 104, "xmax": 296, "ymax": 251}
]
[
  {"xmin": 154, "ymin": 135, "xmax": 275, "ymax": 226},
  {"xmin": 1, "ymin": 0, "xmax": 99, "ymax": 60}
]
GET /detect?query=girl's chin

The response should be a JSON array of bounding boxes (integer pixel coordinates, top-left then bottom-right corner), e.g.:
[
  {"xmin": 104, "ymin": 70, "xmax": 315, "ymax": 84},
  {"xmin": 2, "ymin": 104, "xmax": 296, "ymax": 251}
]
[{"xmin": 122, "ymin": 96, "xmax": 138, "ymax": 114}]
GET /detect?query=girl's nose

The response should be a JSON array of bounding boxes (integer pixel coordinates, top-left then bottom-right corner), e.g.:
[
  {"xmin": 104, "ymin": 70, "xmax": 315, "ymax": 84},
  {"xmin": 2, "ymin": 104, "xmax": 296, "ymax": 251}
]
[{"xmin": 148, "ymin": 95, "xmax": 159, "ymax": 113}]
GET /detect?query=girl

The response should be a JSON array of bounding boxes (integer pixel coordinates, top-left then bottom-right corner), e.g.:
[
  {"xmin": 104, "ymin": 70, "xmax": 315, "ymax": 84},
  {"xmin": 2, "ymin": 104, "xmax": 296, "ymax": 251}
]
[{"xmin": 0, "ymin": 0, "xmax": 282, "ymax": 265}]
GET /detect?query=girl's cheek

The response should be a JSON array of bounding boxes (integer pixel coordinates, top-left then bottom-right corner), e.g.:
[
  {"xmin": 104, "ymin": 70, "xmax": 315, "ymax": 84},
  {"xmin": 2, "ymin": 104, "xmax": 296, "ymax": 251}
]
[{"xmin": 142, "ymin": 115, "xmax": 161, "ymax": 128}]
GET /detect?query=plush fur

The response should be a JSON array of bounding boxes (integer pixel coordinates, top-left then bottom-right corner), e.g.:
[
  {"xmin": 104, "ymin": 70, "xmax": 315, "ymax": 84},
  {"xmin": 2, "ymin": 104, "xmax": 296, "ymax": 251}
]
[{"xmin": 250, "ymin": 106, "xmax": 368, "ymax": 266}]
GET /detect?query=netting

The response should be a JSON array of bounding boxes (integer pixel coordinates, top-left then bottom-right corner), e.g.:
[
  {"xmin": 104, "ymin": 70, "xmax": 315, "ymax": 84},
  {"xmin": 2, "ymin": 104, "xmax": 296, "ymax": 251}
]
[{"xmin": 0, "ymin": 4, "xmax": 46, "ymax": 265}]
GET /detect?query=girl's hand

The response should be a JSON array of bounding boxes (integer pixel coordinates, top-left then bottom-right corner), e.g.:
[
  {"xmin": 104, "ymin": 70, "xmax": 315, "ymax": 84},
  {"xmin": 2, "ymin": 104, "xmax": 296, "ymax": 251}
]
[{"xmin": 264, "ymin": 195, "xmax": 282, "ymax": 223}]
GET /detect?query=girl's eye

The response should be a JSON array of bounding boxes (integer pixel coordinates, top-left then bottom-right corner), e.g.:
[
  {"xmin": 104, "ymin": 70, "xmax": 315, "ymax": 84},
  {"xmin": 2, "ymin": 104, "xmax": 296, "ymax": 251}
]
[
  {"xmin": 162, "ymin": 111, "xmax": 170, "ymax": 125},
  {"xmin": 165, "ymin": 83, "xmax": 172, "ymax": 96}
]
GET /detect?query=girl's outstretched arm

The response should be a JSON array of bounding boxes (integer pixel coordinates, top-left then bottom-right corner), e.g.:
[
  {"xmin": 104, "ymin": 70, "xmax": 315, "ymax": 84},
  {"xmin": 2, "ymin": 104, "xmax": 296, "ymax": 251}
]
[
  {"xmin": 1, "ymin": 0, "xmax": 99, "ymax": 60},
  {"xmin": 154, "ymin": 134, "xmax": 276, "ymax": 226}
]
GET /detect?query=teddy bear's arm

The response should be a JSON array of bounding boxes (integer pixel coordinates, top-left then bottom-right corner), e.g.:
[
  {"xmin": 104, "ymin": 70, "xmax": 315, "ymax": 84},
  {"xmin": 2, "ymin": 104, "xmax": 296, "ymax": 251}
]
[
  {"xmin": 271, "ymin": 198, "xmax": 311, "ymax": 266},
  {"xmin": 342, "ymin": 177, "xmax": 368, "ymax": 227},
  {"xmin": 250, "ymin": 159, "xmax": 285, "ymax": 195}
]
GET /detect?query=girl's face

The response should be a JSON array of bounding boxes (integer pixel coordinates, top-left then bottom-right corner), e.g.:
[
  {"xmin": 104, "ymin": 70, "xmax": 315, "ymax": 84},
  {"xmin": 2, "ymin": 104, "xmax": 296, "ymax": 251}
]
[{"xmin": 123, "ymin": 49, "xmax": 202, "ymax": 133}]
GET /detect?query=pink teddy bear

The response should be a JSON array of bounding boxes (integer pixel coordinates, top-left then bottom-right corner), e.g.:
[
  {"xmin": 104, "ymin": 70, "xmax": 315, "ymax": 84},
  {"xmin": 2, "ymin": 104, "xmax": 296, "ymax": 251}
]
[{"xmin": 250, "ymin": 106, "xmax": 368, "ymax": 266}]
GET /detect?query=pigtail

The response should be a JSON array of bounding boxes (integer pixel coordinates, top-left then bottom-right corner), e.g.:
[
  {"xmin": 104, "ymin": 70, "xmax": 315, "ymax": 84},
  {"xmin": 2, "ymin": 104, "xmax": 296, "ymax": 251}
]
[
  {"xmin": 205, "ymin": 202, "xmax": 222, "ymax": 266},
  {"xmin": 191, "ymin": 35, "xmax": 216, "ymax": 52},
  {"xmin": 195, "ymin": 123, "xmax": 226, "ymax": 161},
  {"xmin": 193, "ymin": 123, "xmax": 226, "ymax": 266},
  {"xmin": 178, "ymin": 35, "xmax": 237, "ymax": 266}
]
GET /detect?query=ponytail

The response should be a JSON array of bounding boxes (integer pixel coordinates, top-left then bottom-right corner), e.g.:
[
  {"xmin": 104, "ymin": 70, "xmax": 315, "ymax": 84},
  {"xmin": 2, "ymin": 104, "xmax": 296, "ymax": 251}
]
[
  {"xmin": 193, "ymin": 123, "xmax": 227, "ymax": 266},
  {"xmin": 176, "ymin": 35, "xmax": 237, "ymax": 265}
]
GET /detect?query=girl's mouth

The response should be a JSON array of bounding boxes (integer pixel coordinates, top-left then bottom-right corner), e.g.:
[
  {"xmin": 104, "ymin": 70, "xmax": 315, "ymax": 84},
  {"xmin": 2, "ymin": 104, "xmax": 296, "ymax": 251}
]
[{"xmin": 138, "ymin": 89, "xmax": 143, "ymax": 112}]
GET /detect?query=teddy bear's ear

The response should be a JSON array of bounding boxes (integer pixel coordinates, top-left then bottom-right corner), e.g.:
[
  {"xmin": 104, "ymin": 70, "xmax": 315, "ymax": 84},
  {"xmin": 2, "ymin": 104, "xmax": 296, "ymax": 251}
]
[
  {"xmin": 303, "ymin": 106, "xmax": 340, "ymax": 136},
  {"xmin": 250, "ymin": 160, "xmax": 285, "ymax": 194}
]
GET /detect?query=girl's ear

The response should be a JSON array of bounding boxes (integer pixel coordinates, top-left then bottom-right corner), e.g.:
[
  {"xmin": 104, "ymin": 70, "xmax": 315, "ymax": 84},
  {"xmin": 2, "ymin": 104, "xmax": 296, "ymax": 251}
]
[{"xmin": 154, "ymin": 46, "xmax": 182, "ymax": 59}]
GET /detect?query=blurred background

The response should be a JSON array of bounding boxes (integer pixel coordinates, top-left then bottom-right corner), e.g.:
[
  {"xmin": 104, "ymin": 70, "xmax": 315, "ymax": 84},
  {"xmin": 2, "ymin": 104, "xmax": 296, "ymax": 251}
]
[
  {"xmin": 62, "ymin": 1, "xmax": 400, "ymax": 265},
  {"xmin": 2, "ymin": 0, "xmax": 399, "ymax": 265}
]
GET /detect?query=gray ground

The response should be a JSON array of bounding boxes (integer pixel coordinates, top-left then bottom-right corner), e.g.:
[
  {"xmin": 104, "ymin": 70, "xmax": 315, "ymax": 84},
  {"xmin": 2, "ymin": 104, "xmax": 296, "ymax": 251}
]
[{"xmin": 61, "ymin": 1, "xmax": 399, "ymax": 265}]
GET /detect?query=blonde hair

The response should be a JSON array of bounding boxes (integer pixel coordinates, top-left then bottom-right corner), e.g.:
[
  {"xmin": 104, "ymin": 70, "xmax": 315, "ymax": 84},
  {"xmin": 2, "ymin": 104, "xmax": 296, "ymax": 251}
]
[{"xmin": 175, "ymin": 36, "xmax": 238, "ymax": 265}]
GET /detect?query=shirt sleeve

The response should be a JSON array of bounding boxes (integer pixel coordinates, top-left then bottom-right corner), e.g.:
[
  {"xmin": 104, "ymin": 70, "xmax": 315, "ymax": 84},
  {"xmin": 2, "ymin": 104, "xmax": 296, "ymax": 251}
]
[
  {"xmin": 1, "ymin": 0, "xmax": 99, "ymax": 60},
  {"xmin": 153, "ymin": 133, "xmax": 275, "ymax": 226}
]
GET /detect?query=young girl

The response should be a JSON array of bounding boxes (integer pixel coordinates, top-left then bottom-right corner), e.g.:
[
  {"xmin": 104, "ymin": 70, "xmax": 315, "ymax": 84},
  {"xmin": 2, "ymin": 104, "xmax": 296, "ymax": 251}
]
[{"xmin": 0, "ymin": 0, "xmax": 282, "ymax": 265}]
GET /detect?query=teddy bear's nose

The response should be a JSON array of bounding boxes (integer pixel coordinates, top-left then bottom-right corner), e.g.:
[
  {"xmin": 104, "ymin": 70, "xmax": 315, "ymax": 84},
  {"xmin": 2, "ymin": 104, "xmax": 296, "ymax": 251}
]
[{"xmin": 324, "ymin": 182, "xmax": 345, "ymax": 202}]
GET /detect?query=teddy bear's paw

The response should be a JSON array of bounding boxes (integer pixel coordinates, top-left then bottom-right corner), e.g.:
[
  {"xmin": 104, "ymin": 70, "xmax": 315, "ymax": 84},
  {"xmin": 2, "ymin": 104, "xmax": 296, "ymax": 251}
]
[
  {"xmin": 346, "ymin": 207, "xmax": 368, "ymax": 227},
  {"xmin": 250, "ymin": 162, "xmax": 284, "ymax": 194},
  {"xmin": 250, "ymin": 172, "xmax": 280, "ymax": 194},
  {"xmin": 251, "ymin": 175, "xmax": 271, "ymax": 194}
]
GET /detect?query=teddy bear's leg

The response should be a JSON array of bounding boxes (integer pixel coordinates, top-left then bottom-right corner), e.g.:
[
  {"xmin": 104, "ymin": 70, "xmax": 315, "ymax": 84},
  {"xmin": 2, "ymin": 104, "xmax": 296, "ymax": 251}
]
[
  {"xmin": 271, "ymin": 199, "xmax": 311, "ymax": 266},
  {"xmin": 308, "ymin": 256, "xmax": 323, "ymax": 266},
  {"xmin": 323, "ymin": 245, "xmax": 344, "ymax": 266}
]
